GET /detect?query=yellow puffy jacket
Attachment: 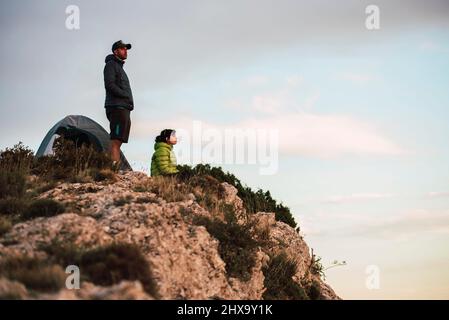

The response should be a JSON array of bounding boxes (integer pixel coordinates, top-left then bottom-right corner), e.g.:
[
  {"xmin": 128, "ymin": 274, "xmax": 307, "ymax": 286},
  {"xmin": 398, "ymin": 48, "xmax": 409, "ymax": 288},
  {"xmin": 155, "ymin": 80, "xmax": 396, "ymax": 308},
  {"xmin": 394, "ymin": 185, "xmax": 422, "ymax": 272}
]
[{"xmin": 150, "ymin": 142, "xmax": 179, "ymax": 176}]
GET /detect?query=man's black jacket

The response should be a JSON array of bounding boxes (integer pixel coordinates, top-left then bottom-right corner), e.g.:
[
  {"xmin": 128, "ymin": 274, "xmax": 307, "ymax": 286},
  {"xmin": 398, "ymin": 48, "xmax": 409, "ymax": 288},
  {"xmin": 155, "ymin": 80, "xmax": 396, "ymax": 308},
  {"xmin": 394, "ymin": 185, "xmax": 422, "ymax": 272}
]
[{"xmin": 103, "ymin": 54, "xmax": 134, "ymax": 110}]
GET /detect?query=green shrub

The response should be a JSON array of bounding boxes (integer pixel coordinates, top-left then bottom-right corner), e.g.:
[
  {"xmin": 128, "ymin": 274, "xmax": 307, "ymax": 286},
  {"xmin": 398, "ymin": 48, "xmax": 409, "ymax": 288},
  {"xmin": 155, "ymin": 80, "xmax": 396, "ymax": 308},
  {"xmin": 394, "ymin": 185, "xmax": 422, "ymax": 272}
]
[
  {"xmin": 113, "ymin": 195, "xmax": 133, "ymax": 206},
  {"xmin": 0, "ymin": 256, "xmax": 66, "ymax": 293},
  {"xmin": 0, "ymin": 216, "xmax": 13, "ymax": 235},
  {"xmin": 31, "ymin": 137, "xmax": 113, "ymax": 183},
  {"xmin": 135, "ymin": 196, "xmax": 156, "ymax": 204},
  {"xmin": 90, "ymin": 168, "xmax": 116, "ymax": 182},
  {"xmin": 22, "ymin": 199, "xmax": 65, "ymax": 220},
  {"xmin": 186, "ymin": 174, "xmax": 224, "ymax": 198},
  {"xmin": 0, "ymin": 198, "xmax": 28, "ymax": 216},
  {"xmin": 34, "ymin": 181, "xmax": 58, "ymax": 194},
  {"xmin": 309, "ymin": 252, "xmax": 325, "ymax": 278},
  {"xmin": 146, "ymin": 173, "xmax": 225, "ymax": 212},
  {"xmin": 43, "ymin": 242, "xmax": 158, "ymax": 298},
  {"xmin": 0, "ymin": 143, "xmax": 34, "ymax": 199},
  {"xmin": 39, "ymin": 241, "xmax": 83, "ymax": 267},
  {"xmin": 79, "ymin": 243, "xmax": 156, "ymax": 294},
  {"xmin": 55, "ymin": 137, "xmax": 112, "ymax": 176},
  {"xmin": 177, "ymin": 164, "xmax": 297, "ymax": 228},
  {"xmin": 0, "ymin": 142, "xmax": 34, "ymax": 172},
  {"xmin": 147, "ymin": 175, "xmax": 191, "ymax": 203},
  {"xmin": 304, "ymin": 280, "xmax": 321, "ymax": 300},
  {"xmin": 262, "ymin": 252, "xmax": 308, "ymax": 300},
  {"xmin": 0, "ymin": 140, "xmax": 114, "ymax": 200},
  {"xmin": 30, "ymin": 155, "xmax": 53, "ymax": 179},
  {"xmin": 133, "ymin": 185, "xmax": 147, "ymax": 193},
  {"xmin": 193, "ymin": 205, "xmax": 260, "ymax": 281},
  {"xmin": 0, "ymin": 171, "xmax": 27, "ymax": 199}
]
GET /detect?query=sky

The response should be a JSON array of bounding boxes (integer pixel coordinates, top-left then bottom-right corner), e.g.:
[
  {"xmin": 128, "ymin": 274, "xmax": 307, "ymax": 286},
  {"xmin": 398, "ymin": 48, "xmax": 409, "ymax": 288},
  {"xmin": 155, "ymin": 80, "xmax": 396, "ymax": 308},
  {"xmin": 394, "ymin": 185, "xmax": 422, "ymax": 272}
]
[{"xmin": 1, "ymin": 0, "xmax": 449, "ymax": 299}]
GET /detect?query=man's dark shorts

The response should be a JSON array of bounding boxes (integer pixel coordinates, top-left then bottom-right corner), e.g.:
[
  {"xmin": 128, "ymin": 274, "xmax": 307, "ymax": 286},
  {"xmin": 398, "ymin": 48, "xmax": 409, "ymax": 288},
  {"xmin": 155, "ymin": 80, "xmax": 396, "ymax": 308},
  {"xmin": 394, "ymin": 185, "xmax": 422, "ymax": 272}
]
[{"xmin": 106, "ymin": 107, "xmax": 131, "ymax": 143}]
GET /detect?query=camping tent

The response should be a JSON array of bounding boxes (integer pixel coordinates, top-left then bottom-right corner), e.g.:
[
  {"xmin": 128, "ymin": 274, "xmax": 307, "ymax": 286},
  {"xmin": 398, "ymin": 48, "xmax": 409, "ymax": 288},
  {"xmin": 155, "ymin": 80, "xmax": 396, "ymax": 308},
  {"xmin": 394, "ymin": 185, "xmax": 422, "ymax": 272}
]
[{"xmin": 36, "ymin": 115, "xmax": 132, "ymax": 171}]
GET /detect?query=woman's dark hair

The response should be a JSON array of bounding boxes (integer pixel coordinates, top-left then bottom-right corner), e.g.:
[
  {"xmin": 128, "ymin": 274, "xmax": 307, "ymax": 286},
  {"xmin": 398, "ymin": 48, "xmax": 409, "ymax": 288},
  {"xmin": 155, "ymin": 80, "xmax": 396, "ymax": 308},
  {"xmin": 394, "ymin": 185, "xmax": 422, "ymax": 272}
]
[{"xmin": 155, "ymin": 129, "xmax": 175, "ymax": 143}]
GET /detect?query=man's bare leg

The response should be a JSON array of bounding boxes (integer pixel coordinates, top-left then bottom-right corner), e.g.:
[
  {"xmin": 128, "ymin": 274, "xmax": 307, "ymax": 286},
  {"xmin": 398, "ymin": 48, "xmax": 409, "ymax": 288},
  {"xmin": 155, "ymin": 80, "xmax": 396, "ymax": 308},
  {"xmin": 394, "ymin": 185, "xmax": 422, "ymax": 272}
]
[{"xmin": 110, "ymin": 139, "xmax": 122, "ymax": 165}]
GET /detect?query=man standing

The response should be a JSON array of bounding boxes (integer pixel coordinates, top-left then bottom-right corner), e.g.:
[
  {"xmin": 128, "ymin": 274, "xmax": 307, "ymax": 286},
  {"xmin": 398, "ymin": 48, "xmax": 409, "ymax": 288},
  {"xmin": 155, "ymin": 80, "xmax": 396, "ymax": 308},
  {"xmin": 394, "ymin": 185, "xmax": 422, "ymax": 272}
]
[{"xmin": 103, "ymin": 40, "xmax": 133, "ymax": 169}]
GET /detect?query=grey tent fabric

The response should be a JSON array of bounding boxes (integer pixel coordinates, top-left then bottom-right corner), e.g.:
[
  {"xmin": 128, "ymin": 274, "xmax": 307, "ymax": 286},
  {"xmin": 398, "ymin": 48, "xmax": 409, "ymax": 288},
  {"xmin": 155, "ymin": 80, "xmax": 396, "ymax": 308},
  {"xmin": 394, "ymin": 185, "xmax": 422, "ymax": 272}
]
[{"xmin": 36, "ymin": 115, "xmax": 132, "ymax": 171}]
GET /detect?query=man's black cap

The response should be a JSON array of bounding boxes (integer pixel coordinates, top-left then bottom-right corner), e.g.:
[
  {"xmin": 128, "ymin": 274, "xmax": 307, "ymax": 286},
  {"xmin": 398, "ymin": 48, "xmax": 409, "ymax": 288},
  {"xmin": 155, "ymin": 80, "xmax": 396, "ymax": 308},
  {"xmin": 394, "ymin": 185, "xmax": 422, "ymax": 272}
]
[{"xmin": 112, "ymin": 40, "xmax": 132, "ymax": 52}]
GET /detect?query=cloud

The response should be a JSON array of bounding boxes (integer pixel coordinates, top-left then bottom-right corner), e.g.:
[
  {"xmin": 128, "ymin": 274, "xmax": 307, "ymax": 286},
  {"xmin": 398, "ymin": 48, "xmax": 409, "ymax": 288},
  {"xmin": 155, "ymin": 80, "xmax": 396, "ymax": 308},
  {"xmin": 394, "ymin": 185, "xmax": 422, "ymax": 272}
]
[
  {"xmin": 308, "ymin": 209, "xmax": 449, "ymax": 241},
  {"xmin": 248, "ymin": 75, "xmax": 320, "ymax": 115},
  {"xmin": 419, "ymin": 41, "xmax": 449, "ymax": 53},
  {"xmin": 349, "ymin": 209, "xmax": 449, "ymax": 240},
  {"xmin": 3, "ymin": 0, "xmax": 449, "ymax": 91},
  {"xmin": 427, "ymin": 191, "xmax": 449, "ymax": 198},
  {"xmin": 286, "ymin": 75, "xmax": 304, "ymax": 87},
  {"xmin": 243, "ymin": 113, "xmax": 405, "ymax": 157},
  {"xmin": 232, "ymin": 77, "xmax": 316, "ymax": 115},
  {"xmin": 322, "ymin": 193, "xmax": 396, "ymax": 204},
  {"xmin": 251, "ymin": 90, "xmax": 289, "ymax": 114},
  {"xmin": 132, "ymin": 110, "xmax": 405, "ymax": 158},
  {"xmin": 223, "ymin": 99, "xmax": 244, "ymax": 111},
  {"xmin": 337, "ymin": 73, "xmax": 379, "ymax": 84},
  {"xmin": 420, "ymin": 41, "xmax": 441, "ymax": 52},
  {"xmin": 132, "ymin": 116, "xmax": 195, "ymax": 140},
  {"xmin": 4, "ymin": 63, "xmax": 403, "ymax": 159},
  {"xmin": 2, "ymin": 0, "xmax": 448, "ymax": 148},
  {"xmin": 243, "ymin": 75, "xmax": 270, "ymax": 86},
  {"xmin": 301, "ymin": 92, "xmax": 320, "ymax": 110}
]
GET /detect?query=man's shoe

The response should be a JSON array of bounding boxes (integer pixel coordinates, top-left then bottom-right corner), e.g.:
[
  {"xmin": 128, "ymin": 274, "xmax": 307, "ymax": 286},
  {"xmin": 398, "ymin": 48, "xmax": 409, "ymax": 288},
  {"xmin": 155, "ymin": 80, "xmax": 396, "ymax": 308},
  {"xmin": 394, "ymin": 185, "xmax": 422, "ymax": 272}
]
[{"xmin": 111, "ymin": 161, "xmax": 121, "ymax": 172}]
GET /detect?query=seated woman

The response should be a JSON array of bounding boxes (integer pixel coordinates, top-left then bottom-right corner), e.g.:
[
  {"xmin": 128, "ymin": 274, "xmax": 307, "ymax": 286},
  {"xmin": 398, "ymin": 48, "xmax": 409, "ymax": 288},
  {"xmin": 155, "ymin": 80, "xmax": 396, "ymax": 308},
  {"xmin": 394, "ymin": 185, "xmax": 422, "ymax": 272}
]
[{"xmin": 150, "ymin": 129, "xmax": 179, "ymax": 176}]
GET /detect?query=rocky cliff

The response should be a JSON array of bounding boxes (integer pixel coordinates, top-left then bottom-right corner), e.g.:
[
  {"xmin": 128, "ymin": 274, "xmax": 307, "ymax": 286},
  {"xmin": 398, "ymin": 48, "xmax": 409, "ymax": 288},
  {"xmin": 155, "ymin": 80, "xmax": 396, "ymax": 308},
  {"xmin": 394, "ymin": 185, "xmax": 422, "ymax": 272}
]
[{"xmin": 0, "ymin": 171, "xmax": 339, "ymax": 300}]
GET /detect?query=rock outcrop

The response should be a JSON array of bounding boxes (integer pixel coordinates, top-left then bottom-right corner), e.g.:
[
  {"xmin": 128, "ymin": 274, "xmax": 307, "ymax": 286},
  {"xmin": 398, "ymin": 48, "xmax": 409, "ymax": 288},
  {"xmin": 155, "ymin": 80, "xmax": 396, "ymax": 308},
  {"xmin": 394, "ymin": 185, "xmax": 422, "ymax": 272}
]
[{"xmin": 0, "ymin": 172, "xmax": 339, "ymax": 300}]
